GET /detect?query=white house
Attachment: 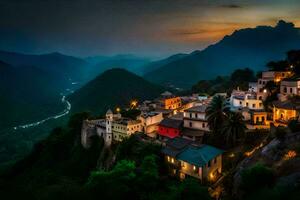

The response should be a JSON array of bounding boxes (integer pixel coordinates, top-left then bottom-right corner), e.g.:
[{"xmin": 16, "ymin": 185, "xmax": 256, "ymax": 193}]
[{"xmin": 183, "ymin": 105, "xmax": 209, "ymax": 132}]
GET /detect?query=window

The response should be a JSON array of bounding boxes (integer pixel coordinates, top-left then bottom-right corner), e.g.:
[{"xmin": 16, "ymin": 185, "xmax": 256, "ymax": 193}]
[
  {"xmin": 290, "ymin": 88, "xmax": 293, "ymax": 93},
  {"xmin": 259, "ymin": 103, "xmax": 262, "ymax": 107},
  {"xmin": 246, "ymin": 102, "xmax": 249, "ymax": 107},
  {"xmin": 195, "ymin": 113, "xmax": 198, "ymax": 118},
  {"xmin": 202, "ymin": 123, "xmax": 205, "ymax": 128},
  {"xmin": 214, "ymin": 158, "xmax": 217, "ymax": 164},
  {"xmin": 252, "ymin": 104, "xmax": 256, "ymax": 108},
  {"xmin": 190, "ymin": 113, "xmax": 192, "ymax": 118},
  {"xmin": 189, "ymin": 122, "xmax": 192, "ymax": 127},
  {"xmin": 240, "ymin": 101, "xmax": 242, "ymax": 105},
  {"xmin": 259, "ymin": 96, "xmax": 262, "ymax": 100}
]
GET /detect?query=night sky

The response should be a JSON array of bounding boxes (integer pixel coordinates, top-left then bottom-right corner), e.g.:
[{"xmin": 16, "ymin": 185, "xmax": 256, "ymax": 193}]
[{"xmin": 0, "ymin": 0, "xmax": 300, "ymax": 57}]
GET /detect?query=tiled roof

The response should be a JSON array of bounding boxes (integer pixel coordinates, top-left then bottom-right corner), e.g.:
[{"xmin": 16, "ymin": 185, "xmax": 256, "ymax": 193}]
[
  {"xmin": 159, "ymin": 118, "xmax": 183, "ymax": 129},
  {"xmin": 177, "ymin": 145, "xmax": 223, "ymax": 167},
  {"xmin": 161, "ymin": 137, "xmax": 223, "ymax": 167},
  {"xmin": 185, "ymin": 105, "xmax": 207, "ymax": 113},
  {"xmin": 162, "ymin": 137, "xmax": 192, "ymax": 157},
  {"xmin": 273, "ymin": 100, "xmax": 300, "ymax": 110},
  {"xmin": 181, "ymin": 128, "xmax": 206, "ymax": 136}
]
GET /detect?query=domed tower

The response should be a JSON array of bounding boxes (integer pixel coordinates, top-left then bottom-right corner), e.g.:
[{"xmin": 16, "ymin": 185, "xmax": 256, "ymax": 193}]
[{"xmin": 105, "ymin": 109, "xmax": 113, "ymax": 146}]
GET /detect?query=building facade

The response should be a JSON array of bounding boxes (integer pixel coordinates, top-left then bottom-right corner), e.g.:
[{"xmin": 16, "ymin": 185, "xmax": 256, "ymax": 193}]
[
  {"xmin": 162, "ymin": 137, "xmax": 223, "ymax": 182},
  {"xmin": 280, "ymin": 78, "xmax": 300, "ymax": 96},
  {"xmin": 183, "ymin": 105, "xmax": 209, "ymax": 132},
  {"xmin": 158, "ymin": 118, "xmax": 183, "ymax": 139},
  {"xmin": 137, "ymin": 111, "xmax": 163, "ymax": 136}
]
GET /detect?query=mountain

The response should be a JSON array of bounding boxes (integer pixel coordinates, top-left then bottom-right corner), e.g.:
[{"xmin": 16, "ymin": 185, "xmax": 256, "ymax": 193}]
[
  {"xmin": 68, "ymin": 68, "xmax": 163, "ymax": 115},
  {"xmin": 144, "ymin": 20, "xmax": 300, "ymax": 88},
  {"xmin": 141, "ymin": 53, "xmax": 188, "ymax": 74},
  {"xmin": 0, "ymin": 50, "xmax": 90, "ymax": 88},
  {"xmin": 85, "ymin": 54, "xmax": 151, "ymax": 78},
  {"xmin": 0, "ymin": 61, "xmax": 64, "ymax": 129}
]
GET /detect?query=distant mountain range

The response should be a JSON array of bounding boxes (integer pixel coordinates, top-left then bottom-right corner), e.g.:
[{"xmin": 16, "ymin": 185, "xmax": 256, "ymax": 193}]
[
  {"xmin": 84, "ymin": 54, "xmax": 151, "ymax": 77},
  {"xmin": 68, "ymin": 68, "xmax": 163, "ymax": 115},
  {"xmin": 0, "ymin": 51, "xmax": 89, "ymax": 88},
  {"xmin": 2, "ymin": 20, "xmax": 300, "ymax": 128},
  {"xmin": 144, "ymin": 20, "xmax": 300, "ymax": 88}
]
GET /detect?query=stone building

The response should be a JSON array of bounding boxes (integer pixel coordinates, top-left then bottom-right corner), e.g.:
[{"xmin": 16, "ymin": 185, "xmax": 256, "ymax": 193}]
[
  {"xmin": 81, "ymin": 109, "xmax": 142, "ymax": 148},
  {"xmin": 137, "ymin": 111, "xmax": 163, "ymax": 137}
]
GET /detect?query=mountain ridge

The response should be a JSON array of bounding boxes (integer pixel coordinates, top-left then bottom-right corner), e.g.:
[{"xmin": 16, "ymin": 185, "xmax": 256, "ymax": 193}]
[
  {"xmin": 68, "ymin": 68, "xmax": 164, "ymax": 115},
  {"xmin": 144, "ymin": 20, "xmax": 300, "ymax": 88}
]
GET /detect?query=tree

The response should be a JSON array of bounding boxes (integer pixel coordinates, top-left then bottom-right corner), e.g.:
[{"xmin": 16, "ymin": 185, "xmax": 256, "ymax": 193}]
[
  {"xmin": 136, "ymin": 155, "xmax": 159, "ymax": 198},
  {"xmin": 68, "ymin": 112, "xmax": 91, "ymax": 135},
  {"xmin": 287, "ymin": 50, "xmax": 300, "ymax": 75},
  {"xmin": 206, "ymin": 95, "xmax": 228, "ymax": 134},
  {"xmin": 222, "ymin": 111, "xmax": 246, "ymax": 148},
  {"xmin": 175, "ymin": 178, "xmax": 212, "ymax": 200},
  {"xmin": 240, "ymin": 163, "xmax": 275, "ymax": 194},
  {"xmin": 85, "ymin": 160, "xmax": 136, "ymax": 199},
  {"xmin": 266, "ymin": 60, "xmax": 288, "ymax": 71},
  {"xmin": 230, "ymin": 68, "xmax": 256, "ymax": 90}
]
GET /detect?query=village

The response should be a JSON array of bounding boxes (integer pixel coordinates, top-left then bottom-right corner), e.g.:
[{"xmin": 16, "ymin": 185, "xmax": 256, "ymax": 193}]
[{"xmin": 81, "ymin": 65, "xmax": 300, "ymax": 188}]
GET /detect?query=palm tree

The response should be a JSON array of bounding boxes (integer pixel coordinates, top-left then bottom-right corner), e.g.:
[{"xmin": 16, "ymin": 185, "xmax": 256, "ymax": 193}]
[
  {"xmin": 222, "ymin": 111, "xmax": 246, "ymax": 147},
  {"xmin": 206, "ymin": 95, "xmax": 228, "ymax": 134}
]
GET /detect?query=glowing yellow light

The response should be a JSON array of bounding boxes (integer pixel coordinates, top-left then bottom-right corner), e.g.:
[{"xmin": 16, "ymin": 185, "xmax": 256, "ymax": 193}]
[
  {"xmin": 116, "ymin": 107, "xmax": 121, "ymax": 112},
  {"xmin": 193, "ymin": 166, "xmax": 196, "ymax": 170},
  {"xmin": 263, "ymin": 89, "xmax": 267, "ymax": 93},
  {"xmin": 131, "ymin": 100, "xmax": 138, "ymax": 108},
  {"xmin": 210, "ymin": 173, "xmax": 215, "ymax": 180},
  {"xmin": 229, "ymin": 153, "xmax": 235, "ymax": 158},
  {"xmin": 171, "ymin": 158, "xmax": 174, "ymax": 163},
  {"xmin": 284, "ymin": 150, "xmax": 297, "ymax": 160},
  {"xmin": 245, "ymin": 143, "xmax": 264, "ymax": 157},
  {"xmin": 290, "ymin": 65, "xmax": 294, "ymax": 69},
  {"xmin": 274, "ymin": 78, "xmax": 281, "ymax": 82}
]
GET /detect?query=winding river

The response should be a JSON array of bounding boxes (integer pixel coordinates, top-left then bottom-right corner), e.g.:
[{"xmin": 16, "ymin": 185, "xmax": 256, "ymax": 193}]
[{"xmin": 13, "ymin": 94, "xmax": 71, "ymax": 131}]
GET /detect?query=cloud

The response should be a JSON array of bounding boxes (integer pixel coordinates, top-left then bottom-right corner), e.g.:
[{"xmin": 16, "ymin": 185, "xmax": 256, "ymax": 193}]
[{"xmin": 220, "ymin": 4, "xmax": 242, "ymax": 9}]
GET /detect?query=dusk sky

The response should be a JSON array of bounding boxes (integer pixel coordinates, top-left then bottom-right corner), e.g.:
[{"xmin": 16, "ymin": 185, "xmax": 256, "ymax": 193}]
[{"xmin": 1, "ymin": 0, "xmax": 300, "ymax": 58}]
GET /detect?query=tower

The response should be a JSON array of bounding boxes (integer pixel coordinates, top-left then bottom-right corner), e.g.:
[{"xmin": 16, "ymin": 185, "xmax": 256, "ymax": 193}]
[{"xmin": 105, "ymin": 109, "xmax": 113, "ymax": 146}]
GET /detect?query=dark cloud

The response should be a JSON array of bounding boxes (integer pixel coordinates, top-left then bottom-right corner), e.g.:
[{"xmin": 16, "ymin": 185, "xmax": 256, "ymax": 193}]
[{"xmin": 220, "ymin": 4, "xmax": 242, "ymax": 9}]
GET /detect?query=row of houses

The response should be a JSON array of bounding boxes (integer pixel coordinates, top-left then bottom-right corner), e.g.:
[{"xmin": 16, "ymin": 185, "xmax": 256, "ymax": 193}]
[
  {"xmin": 81, "ymin": 68, "xmax": 300, "ymax": 182},
  {"xmin": 81, "ymin": 91, "xmax": 223, "ymax": 182},
  {"xmin": 230, "ymin": 69, "xmax": 300, "ymax": 128}
]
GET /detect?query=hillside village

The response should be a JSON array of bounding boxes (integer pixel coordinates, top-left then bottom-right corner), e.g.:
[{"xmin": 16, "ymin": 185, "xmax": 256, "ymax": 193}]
[{"xmin": 80, "ymin": 57, "xmax": 300, "ymax": 198}]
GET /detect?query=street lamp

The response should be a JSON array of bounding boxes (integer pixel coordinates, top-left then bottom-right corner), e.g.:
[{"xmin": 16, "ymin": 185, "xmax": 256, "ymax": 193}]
[{"xmin": 131, "ymin": 100, "xmax": 138, "ymax": 108}]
